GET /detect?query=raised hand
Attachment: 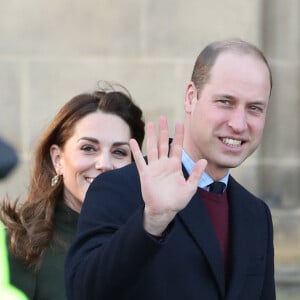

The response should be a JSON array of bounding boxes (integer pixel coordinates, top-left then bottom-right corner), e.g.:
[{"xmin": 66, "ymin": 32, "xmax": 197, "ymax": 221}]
[{"xmin": 129, "ymin": 116, "xmax": 207, "ymax": 236}]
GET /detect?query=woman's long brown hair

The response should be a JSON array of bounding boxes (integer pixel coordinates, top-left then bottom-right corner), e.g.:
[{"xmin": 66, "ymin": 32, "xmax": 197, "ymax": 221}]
[{"xmin": 0, "ymin": 84, "xmax": 145, "ymax": 269}]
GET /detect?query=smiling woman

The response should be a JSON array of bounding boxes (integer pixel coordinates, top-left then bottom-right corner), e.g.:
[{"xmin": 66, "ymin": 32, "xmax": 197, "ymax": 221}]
[
  {"xmin": 50, "ymin": 110, "xmax": 133, "ymax": 213},
  {"xmin": 0, "ymin": 82, "xmax": 145, "ymax": 300}
]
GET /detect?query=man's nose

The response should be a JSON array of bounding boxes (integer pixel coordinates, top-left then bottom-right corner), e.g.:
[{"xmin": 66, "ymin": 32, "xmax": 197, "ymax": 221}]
[{"xmin": 227, "ymin": 107, "xmax": 247, "ymax": 132}]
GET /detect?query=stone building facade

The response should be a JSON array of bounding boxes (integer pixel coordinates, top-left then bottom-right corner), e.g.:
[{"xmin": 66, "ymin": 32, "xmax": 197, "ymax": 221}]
[{"xmin": 0, "ymin": 0, "xmax": 299, "ymax": 298}]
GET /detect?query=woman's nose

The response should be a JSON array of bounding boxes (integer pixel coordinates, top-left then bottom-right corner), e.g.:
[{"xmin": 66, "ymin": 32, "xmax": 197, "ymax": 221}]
[{"xmin": 95, "ymin": 153, "xmax": 113, "ymax": 171}]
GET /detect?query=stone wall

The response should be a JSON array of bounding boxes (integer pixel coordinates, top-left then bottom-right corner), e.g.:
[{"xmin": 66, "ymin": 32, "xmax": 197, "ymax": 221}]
[{"xmin": 0, "ymin": 0, "xmax": 299, "ymax": 298}]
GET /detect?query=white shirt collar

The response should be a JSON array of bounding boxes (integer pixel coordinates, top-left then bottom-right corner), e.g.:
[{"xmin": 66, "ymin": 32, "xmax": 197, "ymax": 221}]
[{"xmin": 181, "ymin": 149, "xmax": 229, "ymax": 190}]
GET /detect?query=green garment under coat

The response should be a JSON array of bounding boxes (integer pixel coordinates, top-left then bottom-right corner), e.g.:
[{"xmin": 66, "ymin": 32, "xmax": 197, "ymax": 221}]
[{"xmin": 8, "ymin": 201, "xmax": 79, "ymax": 300}]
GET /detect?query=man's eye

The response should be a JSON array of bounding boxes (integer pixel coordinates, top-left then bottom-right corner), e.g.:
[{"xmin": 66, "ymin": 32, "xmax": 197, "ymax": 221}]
[
  {"xmin": 249, "ymin": 105, "xmax": 263, "ymax": 112},
  {"xmin": 219, "ymin": 99, "xmax": 230, "ymax": 105}
]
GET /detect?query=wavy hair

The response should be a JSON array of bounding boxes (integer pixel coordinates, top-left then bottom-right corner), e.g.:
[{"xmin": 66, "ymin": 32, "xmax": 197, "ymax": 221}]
[{"xmin": 0, "ymin": 82, "xmax": 145, "ymax": 269}]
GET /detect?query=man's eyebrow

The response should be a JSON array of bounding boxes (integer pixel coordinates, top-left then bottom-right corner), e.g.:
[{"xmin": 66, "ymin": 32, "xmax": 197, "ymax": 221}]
[
  {"xmin": 214, "ymin": 93, "xmax": 235, "ymax": 99},
  {"xmin": 215, "ymin": 94, "xmax": 267, "ymax": 105},
  {"xmin": 249, "ymin": 101, "xmax": 267, "ymax": 106}
]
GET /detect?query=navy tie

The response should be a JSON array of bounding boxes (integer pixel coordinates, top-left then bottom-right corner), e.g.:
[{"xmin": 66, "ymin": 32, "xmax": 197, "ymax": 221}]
[{"xmin": 209, "ymin": 182, "xmax": 225, "ymax": 194}]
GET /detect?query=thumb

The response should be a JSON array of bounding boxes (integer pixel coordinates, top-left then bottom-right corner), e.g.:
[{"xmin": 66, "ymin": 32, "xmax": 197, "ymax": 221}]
[{"xmin": 187, "ymin": 159, "xmax": 207, "ymax": 187}]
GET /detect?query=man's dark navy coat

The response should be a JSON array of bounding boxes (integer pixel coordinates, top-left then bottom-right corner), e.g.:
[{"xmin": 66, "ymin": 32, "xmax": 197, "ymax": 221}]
[{"xmin": 65, "ymin": 162, "xmax": 275, "ymax": 300}]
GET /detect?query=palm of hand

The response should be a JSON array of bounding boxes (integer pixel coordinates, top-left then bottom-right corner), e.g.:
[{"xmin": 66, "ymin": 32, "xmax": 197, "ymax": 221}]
[
  {"xmin": 139, "ymin": 155, "xmax": 197, "ymax": 215},
  {"xmin": 129, "ymin": 117, "xmax": 207, "ymax": 235}
]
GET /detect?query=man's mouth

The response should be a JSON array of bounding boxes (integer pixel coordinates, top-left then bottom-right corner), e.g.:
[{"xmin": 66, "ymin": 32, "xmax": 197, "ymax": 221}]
[{"xmin": 221, "ymin": 137, "xmax": 243, "ymax": 147}]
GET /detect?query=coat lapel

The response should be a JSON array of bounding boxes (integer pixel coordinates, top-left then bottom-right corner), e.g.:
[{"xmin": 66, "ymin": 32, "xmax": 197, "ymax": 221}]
[
  {"xmin": 225, "ymin": 177, "xmax": 252, "ymax": 299},
  {"xmin": 178, "ymin": 166, "xmax": 225, "ymax": 297}
]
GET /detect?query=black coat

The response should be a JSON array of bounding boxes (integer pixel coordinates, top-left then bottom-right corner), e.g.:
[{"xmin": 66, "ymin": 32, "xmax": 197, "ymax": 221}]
[{"xmin": 65, "ymin": 162, "xmax": 275, "ymax": 300}]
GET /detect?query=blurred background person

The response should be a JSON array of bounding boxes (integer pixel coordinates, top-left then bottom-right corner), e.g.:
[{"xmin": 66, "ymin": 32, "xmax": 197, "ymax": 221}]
[
  {"xmin": 0, "ymin": 222, "xmax": 28, "ymax": 300},
  {"xmin": 0, "ymin": 138, "xmax": 26, "ymax": 299},
  {"xmin": 0, "ymin": 137, "xmax": 18, "ymax": 179}
]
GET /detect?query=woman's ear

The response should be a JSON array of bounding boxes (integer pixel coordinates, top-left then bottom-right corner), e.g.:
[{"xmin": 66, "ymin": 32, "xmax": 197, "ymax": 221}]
[
  {"xmin": 50, "ymin": 144, "xmax": 62, "ymax": 174},
  {"xmin": 184, "ymin": 81, "xmax": 198, "ymax": 113}
]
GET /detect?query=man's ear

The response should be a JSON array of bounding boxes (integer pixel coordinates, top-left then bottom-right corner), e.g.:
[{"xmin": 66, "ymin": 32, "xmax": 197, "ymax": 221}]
[
  {"xmin": 184, "ymin": 81, "xmax": 198, "ymax": 113},
  {"xmin": 50, "ymin": 144, "xmax": 62, "ymax": 174}
]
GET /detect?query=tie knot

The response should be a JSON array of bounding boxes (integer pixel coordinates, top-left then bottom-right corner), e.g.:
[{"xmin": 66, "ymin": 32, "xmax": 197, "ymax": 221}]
[{"xmin": 209, "ymin": 181, "xmax": 225, "ymax": 194}]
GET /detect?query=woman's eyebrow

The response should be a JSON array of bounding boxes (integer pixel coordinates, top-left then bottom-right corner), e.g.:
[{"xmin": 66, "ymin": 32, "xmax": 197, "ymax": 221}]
[
  {"xmin": 77, "ymin": 137, "xmax": 99, "ymax": 143},
  {"xmin": 78, "ymin": 137, "xmax": 130, "ymax": 147}
]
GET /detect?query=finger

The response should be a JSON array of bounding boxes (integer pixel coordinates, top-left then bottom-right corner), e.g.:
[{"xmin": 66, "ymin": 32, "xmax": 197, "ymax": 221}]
[
  {"xmin": 130, "ymin": 138, "xmax": 146, "ymax": 173},
  {"xmin": 187, "ymin": 159, "xmax": 207, "ymax": 186},
  {"xmin": 158, "ymin": 116, "xmax": 169, "ymax": 158},
  {"xmin": 146, "ymin": 121, "xmax": 158, "ymax": 163},
  {"xmin": 169, "ymin": 122, "xmax": 184, "ymax": 159}
]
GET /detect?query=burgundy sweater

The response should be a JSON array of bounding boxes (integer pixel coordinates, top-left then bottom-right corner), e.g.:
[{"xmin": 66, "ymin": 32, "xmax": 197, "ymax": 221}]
[{"xmin": 198, "ymin": 188, "xmax": 230, "ymax": 279}]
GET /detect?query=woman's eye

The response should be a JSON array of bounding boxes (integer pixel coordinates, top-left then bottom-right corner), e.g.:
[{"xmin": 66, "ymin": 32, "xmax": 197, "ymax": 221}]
[
  {"xmin": 81, "ymin": 145, "xmax": 96, "ymax": 152},
  {"xmin": 113, "ymin": 149, "xmax": 128, "ymax": 157}
]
